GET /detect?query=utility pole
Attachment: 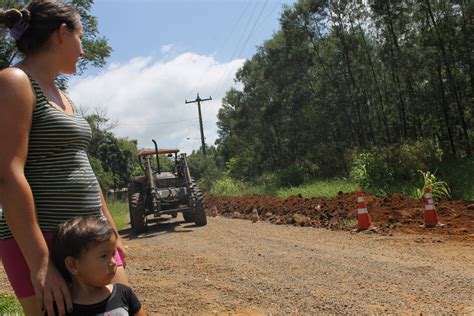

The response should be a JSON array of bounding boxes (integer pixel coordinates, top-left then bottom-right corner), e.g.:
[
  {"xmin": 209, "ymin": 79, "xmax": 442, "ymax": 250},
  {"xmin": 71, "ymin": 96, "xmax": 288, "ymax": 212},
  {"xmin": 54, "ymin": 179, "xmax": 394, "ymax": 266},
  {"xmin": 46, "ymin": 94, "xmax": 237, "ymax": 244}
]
[{"xmin": 185, "ymin": 93, "xmax": 212, "ymax": 155}]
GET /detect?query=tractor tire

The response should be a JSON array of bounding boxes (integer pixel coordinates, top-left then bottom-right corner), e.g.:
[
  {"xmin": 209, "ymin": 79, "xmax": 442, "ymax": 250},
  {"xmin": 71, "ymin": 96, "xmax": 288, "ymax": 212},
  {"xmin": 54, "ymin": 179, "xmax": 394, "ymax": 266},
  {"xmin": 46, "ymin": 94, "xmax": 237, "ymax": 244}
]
[
  {"xmin": 183, "ymin": 212, "xmax": 195, "ymax": 223},
  {"xmin": 128, "ymin": 182, "xmax": 147, "ymax": 234},
  {"xmin": 192, "ymin": 184, "xmax": 207, "ymax": 227},
  {"xmin": 193, "ymin": 199, "xmax": 207, "ymax": 226}
]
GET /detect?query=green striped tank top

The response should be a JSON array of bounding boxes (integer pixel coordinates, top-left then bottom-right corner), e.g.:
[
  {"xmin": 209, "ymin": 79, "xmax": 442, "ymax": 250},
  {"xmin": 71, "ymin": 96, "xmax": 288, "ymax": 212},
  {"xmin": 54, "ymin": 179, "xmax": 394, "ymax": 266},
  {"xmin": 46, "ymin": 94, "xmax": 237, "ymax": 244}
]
[{"xmin": 0, "ymin": 74, "xmax": 102, "ymax": 239}]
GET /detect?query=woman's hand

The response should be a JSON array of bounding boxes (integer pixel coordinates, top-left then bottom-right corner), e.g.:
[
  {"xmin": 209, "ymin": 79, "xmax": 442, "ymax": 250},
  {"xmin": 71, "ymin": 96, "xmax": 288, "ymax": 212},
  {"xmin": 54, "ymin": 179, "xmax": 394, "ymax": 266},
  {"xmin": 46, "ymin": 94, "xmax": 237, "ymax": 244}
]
[
  {"xmin": 115, "ymin": 236, "xmax": 128, "ymax": 268},
  {"xmin": 30, "ymin": 259, "xmax": 72, "ymax": 316}
]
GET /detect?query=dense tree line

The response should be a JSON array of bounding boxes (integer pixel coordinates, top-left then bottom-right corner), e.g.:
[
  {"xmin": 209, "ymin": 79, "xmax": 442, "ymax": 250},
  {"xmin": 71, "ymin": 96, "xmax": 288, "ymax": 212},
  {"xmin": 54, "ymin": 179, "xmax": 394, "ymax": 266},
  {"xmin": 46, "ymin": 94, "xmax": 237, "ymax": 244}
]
[{"xmin": 216, "ymin": 0, "xmax": 473, "ymax": 181}]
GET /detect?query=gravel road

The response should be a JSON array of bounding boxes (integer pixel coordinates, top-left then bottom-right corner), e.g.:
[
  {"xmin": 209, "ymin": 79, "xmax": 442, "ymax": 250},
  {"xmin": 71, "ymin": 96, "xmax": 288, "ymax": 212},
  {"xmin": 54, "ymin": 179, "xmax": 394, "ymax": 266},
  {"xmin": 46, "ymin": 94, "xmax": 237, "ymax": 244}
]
[{"xmin": 117, "ymin": 215, "xmax": 474, "ymax": 315}]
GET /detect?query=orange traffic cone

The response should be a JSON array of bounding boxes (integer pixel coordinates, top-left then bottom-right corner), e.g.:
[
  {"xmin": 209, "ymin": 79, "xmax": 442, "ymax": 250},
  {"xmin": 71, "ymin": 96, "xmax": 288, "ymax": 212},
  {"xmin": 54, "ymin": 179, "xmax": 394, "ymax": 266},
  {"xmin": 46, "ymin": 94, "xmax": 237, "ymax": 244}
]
[
  {"xmin": 209, "ymin": 206, "xmax": 218, "ymax": 217},
  {"xmin": 251, "ymin": 208, "xmax": 260, "ymax": 223},
  {"xmin": 355, "ymin": 190, "xmax": 373, "ymax": 231},
  {"xmin": 423, "ymin": 186, "xmax": 443, "ymax": 228}
]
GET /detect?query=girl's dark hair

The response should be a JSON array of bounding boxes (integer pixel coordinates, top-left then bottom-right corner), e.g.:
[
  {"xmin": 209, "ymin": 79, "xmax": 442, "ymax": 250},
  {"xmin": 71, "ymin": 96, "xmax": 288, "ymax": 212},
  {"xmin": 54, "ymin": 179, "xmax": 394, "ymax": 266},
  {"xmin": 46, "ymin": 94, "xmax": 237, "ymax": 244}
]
[
  {"xmin": 53, "ymin": 216, "xmax": 117, "ymax": 282},
  {"xmin": 0, "ymin": 0, "xmax": 80, "ymax": 54}
]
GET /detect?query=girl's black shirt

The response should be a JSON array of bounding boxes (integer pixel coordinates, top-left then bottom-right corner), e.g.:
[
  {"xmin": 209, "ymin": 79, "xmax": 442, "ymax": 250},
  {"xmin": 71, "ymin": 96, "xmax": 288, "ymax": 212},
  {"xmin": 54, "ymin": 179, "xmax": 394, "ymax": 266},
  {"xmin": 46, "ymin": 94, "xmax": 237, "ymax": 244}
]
[{"xmin": 65, "ymin": 284, "xmax": 141, "ymax": 316}]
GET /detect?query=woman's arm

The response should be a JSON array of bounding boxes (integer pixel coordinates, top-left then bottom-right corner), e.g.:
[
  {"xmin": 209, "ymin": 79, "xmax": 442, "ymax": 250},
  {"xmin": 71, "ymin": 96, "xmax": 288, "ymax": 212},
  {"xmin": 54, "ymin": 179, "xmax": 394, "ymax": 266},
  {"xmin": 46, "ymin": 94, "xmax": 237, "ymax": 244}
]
[
  {"xmin": 135, "ymin": 307, "xmax": 147, "ymax": 316},
  {"xmin": 0, "ymin": 69, "xmax": 72, "ymax": 316},
  {"xmin": 99, "ymin": 189, "xmax": 128, "ymax": 266}
]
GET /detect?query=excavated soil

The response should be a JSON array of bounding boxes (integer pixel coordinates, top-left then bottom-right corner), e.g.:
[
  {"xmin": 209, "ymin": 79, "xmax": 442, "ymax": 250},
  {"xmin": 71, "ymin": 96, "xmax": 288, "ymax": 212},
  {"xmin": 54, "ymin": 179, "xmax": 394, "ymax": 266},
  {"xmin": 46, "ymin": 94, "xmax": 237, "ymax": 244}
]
[{"xmin": 204, "ymin": 192, "xmax": 474, "ymax": 239}]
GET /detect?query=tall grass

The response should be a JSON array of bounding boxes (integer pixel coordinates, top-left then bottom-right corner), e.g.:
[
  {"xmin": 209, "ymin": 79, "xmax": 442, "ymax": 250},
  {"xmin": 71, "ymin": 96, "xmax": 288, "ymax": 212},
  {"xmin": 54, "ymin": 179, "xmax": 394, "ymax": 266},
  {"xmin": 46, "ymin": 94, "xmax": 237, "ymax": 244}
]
[
  {"xmin": 276, "ymin": 179, "xmax": 358, "ymax": 198},
  {"xmin": 211, "ymin": 177, "xmax": 278, "ymax": 196},
  {"xmin": 106, "ymin": 199, "xmax": 129, "ymax": 230},
  {"xmin": 211, "ymin": 177, "xmax": 358, "ymax": 198}
]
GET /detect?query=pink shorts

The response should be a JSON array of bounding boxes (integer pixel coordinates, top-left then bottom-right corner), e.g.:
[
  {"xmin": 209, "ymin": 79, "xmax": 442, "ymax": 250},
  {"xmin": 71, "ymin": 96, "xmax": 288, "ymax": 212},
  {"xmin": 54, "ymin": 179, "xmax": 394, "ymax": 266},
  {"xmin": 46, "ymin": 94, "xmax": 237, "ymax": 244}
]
[{"xmin": 0, "ymin": 232, "xmax": 123, "ymax": 299}]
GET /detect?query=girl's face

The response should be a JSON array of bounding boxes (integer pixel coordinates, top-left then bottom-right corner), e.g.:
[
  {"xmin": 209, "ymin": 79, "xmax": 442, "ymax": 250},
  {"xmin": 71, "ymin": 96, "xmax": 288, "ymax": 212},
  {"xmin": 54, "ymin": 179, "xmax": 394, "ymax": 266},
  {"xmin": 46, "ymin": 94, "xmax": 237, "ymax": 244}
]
[{"xmin": 74, "ymin": 234, "xmax": 117, "ymax": 288}]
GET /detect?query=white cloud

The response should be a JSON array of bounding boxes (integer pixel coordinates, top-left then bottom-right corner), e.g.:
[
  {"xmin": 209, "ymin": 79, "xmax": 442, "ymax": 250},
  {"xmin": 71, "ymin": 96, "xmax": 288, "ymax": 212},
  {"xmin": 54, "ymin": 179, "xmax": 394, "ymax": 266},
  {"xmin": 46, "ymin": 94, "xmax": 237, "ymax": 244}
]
[
  {"xmin": 69, "ymin": 53, "xmax": 245, "ymax": 154},
  {"xmin": 160, "ymin": 43, "xmax": 175, "ymax": 54}
]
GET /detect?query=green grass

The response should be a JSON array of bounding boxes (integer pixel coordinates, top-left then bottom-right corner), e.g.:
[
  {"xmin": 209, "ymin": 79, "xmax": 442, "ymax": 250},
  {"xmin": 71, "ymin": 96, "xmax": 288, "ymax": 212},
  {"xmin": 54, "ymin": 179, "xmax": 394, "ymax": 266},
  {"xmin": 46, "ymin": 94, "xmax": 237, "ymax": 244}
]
[
  {"xmin": 276, "ymin": 179, "xmax": 358, "ymax": 198},
  {"xmin": 211, "ymin": 177, "xmax": 358, "ymax": 198},
  {"xmin": 107, "ymin": 200, "xmax": 129, "ymax": 230},
  {"xmin": 0, "ymin": 292, "xmax": 23, "ymax": 315}
]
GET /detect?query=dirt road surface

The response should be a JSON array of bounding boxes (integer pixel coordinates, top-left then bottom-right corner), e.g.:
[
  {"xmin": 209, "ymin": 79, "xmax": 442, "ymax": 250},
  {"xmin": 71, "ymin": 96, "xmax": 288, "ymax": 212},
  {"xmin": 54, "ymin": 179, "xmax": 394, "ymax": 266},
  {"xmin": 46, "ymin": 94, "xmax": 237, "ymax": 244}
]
[
  {"xmin": 1, "ymin": 214, "xmax": 473, "ymax": 315},
  {"xmin": 120, "ymin": 214, "xmax": 472, "ymax": 315}
]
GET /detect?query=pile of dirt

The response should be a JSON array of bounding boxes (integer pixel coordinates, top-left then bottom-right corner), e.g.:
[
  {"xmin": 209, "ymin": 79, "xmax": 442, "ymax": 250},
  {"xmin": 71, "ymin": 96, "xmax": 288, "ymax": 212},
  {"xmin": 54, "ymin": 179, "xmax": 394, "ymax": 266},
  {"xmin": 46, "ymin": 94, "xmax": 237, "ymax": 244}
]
[{"xmin": 203, "ymin": 192, "xmax": 474, "ymax": 237}]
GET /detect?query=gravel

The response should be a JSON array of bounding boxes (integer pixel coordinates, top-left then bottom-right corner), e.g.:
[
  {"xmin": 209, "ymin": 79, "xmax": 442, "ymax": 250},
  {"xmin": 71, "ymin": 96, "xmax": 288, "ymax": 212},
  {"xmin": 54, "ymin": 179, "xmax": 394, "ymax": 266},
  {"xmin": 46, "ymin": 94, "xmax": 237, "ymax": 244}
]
[{"xmin": 119, "ymin": 215, "xmax": 474, "ymax": 315}]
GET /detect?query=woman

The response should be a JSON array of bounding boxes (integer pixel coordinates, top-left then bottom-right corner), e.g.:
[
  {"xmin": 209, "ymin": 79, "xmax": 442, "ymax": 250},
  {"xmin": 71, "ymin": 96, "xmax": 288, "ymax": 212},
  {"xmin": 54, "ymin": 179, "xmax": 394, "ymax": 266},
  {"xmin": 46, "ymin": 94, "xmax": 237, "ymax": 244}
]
[{"xmin": 0, "ymin": 1, "xmax": 128, "ymax": 315}]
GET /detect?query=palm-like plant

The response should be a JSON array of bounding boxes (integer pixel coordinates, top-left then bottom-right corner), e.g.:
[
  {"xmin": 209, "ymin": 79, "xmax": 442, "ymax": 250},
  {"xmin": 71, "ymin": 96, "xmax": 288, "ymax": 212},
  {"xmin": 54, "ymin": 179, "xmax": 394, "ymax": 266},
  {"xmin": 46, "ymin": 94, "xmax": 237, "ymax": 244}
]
[{"xmin": 416, "ymin": 170, "xmax": 451, "ymax": 200}]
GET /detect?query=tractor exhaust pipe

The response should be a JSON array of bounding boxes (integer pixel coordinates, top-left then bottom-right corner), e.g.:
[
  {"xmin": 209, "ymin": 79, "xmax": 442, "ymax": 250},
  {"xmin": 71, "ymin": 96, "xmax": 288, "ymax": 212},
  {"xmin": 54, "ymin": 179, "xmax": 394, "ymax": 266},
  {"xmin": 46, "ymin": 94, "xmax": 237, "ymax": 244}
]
[{"xmin": 152, "ymin": 139, "xmax": 161, "ymax": 174}]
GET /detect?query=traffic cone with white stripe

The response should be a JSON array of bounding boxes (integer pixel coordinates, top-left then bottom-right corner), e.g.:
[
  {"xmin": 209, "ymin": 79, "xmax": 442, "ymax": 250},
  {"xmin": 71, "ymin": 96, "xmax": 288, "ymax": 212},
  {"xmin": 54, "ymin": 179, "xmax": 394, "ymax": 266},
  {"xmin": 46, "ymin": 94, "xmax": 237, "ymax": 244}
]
[
  {"xmin": 355, "ymin": 190, "xmax": 373, "ymax": 231},
  {"xmin": 251, "ymin": 208, "xmax": 260, "ymax": 223},
  {"xmin": 423, "ymin": 186, "xmax": 443, "ymax": 228}
]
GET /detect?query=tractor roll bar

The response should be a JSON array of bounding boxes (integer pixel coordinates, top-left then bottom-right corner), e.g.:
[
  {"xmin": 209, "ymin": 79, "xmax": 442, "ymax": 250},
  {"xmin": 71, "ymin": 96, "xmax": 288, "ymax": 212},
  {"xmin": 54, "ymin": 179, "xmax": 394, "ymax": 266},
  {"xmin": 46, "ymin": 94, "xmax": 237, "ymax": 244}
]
[{"xmin": 152, "ymin": 139, "xmax": 160, "ymax": 175}]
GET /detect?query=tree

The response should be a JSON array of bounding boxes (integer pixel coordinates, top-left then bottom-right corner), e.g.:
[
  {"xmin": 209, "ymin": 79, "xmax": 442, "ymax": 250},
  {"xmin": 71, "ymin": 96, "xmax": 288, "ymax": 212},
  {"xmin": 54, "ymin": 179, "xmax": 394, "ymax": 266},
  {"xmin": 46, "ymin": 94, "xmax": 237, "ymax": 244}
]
[
  {"xmin": 215, "ymin": 0, "xmax": 473, "ymax": 182},
  {"xmin": 85, "ymin": 110, "xmax": 139, "ymax": 191}
]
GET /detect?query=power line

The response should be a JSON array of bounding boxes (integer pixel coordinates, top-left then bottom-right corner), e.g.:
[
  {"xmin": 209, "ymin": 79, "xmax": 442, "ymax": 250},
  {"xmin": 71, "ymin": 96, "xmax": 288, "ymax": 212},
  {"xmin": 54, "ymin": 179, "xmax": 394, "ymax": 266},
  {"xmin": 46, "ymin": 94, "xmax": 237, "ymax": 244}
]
[
  {"xmin": 209, "ymin": 1, "xmax": 261, "ymax": 97},
  {"xmin": 184, "ymin": 1, "xmax": 253, "ymax": 100},
  {"xmin": 236, "ymin": 0, "xmax": 269, "ymax": 59},
  {"xmin": 227, "ymin": 1, "xmax": 261, "ymax": 64},
  {"xmin": 254, "ymin": 0, "xmax": 283, "ymax": 40},
  {"xmin": 211, "ymin": 1, "xmax": 271, "ymax": 97}
]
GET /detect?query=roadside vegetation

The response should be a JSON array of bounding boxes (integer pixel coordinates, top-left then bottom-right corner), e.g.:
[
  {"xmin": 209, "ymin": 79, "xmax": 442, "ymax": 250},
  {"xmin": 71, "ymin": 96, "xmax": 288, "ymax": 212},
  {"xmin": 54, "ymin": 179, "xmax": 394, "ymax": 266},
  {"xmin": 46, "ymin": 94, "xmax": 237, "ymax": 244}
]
[
  {"xmin": 0, "ymin": 292, "xmax": 22, "ymax": 315},
  {"xmin": 187, "ymin": 138, "xmax": 473, "ymax": 201},
  {"xmin": 201, "ymin": 1, "xmax": 473, "ymax": 202},
  {"xmin": 199, "ymin": 145, "xmax": 473, "ymax": 201},
  {"xmin": 108, "ymin": 199, "xmax": 129, "ymax": 231}
]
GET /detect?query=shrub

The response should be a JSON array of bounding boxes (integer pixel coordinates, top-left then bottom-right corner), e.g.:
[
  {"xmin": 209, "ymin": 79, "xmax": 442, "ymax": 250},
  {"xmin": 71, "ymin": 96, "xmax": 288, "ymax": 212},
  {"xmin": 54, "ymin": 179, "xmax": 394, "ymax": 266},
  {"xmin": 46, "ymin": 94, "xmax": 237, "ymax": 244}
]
[
  {"xmin": 211, "ymin": 177, "xmax": 246, "ymax": 195},
  {"xmin": 89, "ymin": 156, "xmax": 116, "ymax": 193},
  {"xmin": 188, "ymin": 148, "xmax": 225, "ymax": 192},
  {"xmin": 437, "ymin": 158, "xmax": 474, "ymax": 200},
  {"xmin": 350, "ymin": 151, "xmax": 393, "ymax": 194},
  {"xmin": 277, "ymin": 163, "xmax": 306, "ymax": 187},
  {"xmin": 349, "ymin": 139, "xmax": 445, "ymax": 195},
  {"xmin": 253, "ymin": 173, "xmax": 279, "ymax": 195}
]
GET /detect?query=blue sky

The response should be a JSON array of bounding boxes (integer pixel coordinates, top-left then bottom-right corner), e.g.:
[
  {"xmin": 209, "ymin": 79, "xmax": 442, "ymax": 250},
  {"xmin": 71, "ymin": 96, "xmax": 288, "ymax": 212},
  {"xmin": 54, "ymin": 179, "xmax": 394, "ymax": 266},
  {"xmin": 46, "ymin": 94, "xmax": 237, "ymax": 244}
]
[{"xmin": 70, "ymin": 0, "xmax": 298, "ymax": 153}]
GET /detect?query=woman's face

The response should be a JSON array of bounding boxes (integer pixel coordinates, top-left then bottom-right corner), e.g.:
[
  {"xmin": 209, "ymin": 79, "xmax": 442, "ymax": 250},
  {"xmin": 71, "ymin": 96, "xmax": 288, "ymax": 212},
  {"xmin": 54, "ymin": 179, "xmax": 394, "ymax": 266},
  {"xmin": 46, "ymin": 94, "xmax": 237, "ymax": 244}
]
[{"xmin": 59, "ymin": 20, "xmax": 84, "ymax": 74}]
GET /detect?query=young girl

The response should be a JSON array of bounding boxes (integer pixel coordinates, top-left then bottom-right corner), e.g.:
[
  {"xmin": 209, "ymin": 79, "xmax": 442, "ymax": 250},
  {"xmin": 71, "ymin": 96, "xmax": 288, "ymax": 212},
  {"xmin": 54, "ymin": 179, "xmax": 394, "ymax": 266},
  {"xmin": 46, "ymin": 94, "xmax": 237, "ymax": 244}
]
[{"xmin": 54, "ymin": 217, "xmax": 145, "ymax": 316}]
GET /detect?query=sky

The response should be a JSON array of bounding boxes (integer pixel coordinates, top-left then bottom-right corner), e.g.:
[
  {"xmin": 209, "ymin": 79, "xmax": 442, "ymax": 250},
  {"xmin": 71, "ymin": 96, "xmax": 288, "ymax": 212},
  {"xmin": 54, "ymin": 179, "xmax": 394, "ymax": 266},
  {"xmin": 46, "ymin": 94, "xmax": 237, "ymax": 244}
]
[{"xmin": 69, "ymin": 0, "xmax": 298, "ymax": 154}]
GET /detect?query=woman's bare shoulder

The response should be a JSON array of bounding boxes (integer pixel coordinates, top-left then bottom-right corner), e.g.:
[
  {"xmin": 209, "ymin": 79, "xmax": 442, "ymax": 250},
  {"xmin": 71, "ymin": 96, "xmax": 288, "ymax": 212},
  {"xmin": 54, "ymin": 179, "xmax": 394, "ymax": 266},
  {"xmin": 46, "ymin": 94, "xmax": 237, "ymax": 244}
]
[
  {"xmin": 0, "ymin": 67, "xmax": 30, "ymax": 87},
  {"xmin": 0, "ymin": 68, "xmax": 35, "ymax": 107}
]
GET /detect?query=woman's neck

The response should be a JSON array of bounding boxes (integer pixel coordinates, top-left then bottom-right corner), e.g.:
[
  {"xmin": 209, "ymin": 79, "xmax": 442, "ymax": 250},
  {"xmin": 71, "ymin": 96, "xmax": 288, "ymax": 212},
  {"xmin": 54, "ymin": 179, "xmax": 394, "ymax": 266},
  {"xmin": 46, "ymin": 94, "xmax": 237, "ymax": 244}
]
[
  {"xmin": 17, "ymin": 54, "xmax": 58, "ymax": 85},
  {"xmin": 70, "ymin": 282, "xmax": 113, "ymax": 305}
]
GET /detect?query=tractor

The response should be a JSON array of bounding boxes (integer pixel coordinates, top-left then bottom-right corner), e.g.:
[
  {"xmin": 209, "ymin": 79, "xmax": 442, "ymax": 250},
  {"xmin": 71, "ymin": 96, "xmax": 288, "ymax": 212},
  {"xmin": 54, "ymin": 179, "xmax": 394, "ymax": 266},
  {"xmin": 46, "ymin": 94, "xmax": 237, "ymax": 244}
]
[{"xmin": 127, "ymin": 140, "xmax": 206, "ymax": 234}]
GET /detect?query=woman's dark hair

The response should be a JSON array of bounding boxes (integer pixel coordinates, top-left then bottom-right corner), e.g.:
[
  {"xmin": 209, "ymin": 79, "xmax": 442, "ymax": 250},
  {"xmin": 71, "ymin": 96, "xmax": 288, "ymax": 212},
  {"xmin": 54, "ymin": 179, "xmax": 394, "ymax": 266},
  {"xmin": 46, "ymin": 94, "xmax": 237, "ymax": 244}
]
[
  {"xmin": 0, "ymin": 0, "xmax": 80, "ymax": 54},
  {"xmin": 53, "ymin": 216, "xmax": 117, "ymax": 282}
]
